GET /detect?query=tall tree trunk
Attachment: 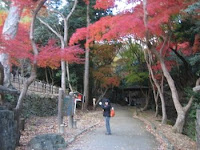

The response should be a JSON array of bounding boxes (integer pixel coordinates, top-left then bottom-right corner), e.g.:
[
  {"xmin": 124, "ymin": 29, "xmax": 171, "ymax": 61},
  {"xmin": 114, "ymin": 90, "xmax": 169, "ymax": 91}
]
[
  {"xmin": 159, "ymin": 56, "xmax": 194, "ymax": 132},
  {"xmin": 20, "ymin": 59, "xmax": 25, "ymax": 78},
  {"xmin": 64, "ymin": 0, "xmax": 77, "ymax": 92},
  {"xmin": 38, "ymin": 0, "xmax": 77, "ymax": 93},
  {"xmin": 61, "ymin": 31, "xmax": 66, "ymax": 93},
  {"xmin": 61, "ymin": 59, "xmax": 66, "ymax": 92},
  {"xmin": 155, "ymin": 92, "xmax": 159, "ymax": 117},
  {"xmin": 141, "ymin": 87, "xmax": 150, "ymax": 111},
  {"xmin": 38, "ymin": 17, "xmax": 67, "ymax": 92},
  {"xmin": 144, "ymin": 51, "xmax": 167, "ymax": 124},
  {"xmin": 45, "ymin": 68, "xmax": 49, "ymax": 84},
  {"xmin": 82, "ymin": 3, "xmax": 90, "ymax": 111},
  {"xmin": 14, "ymin": 0, "xmax": 47, "ymax": 146},
  {"xmin": 0, "ymin": 62, "xmax": 4, "ymax": 105},
  {"xmin": 150, "ymin": 46, "xmax": 194, "ymax": 132},
  {"xmin": 1, "ymin": 3, "xmax": 22, "ymax": 87},
  {"xmin": 66, "ymin": 61, "xmax": 73, "ymax": 92},
  {"xmin": 149, "ymin": 73, "xmax": 159, "ymax": 117},
  {"xmin": 142, "ymin": 0, "xmax": 194, "ymax": 132},
  {"xmin": 48, "ymin": 68, "xmax": 54, "ymax": 85}
]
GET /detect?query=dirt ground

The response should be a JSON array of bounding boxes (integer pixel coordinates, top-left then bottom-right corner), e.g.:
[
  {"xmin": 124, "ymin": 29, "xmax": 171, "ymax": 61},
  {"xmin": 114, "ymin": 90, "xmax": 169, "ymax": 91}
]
[
  {"xmin": 16, "ymin": 109, "xmax": 103, "ymax": 150},
  {"xmin": 16, "ymin": 107, "xmax": 196, "ymax": 150},
  {"xmin": 133, "ymin": 108, "xmax": 197, "ymax": 150}
]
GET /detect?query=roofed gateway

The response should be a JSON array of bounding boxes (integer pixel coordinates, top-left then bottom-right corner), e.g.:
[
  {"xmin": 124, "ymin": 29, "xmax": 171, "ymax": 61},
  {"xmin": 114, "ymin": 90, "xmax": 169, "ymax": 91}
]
[{"xmin": 123, "ymin": 85, "xmax": 149, "ymax": 107}]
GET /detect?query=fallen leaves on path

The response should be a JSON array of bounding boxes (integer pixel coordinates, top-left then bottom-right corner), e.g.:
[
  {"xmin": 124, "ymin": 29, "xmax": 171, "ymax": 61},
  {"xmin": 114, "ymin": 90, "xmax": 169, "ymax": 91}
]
[
  {"xmin": 133, "ymin": 109, "xmax": 196, "ymax": 150},
  {"xmin": 16, "ymin": 109, "xmax": 103, "ymax": 150}
]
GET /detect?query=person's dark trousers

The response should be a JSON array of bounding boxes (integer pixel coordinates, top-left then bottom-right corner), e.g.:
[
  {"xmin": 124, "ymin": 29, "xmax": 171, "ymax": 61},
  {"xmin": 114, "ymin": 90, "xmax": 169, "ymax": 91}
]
[{"xmin": 104, "ymin": 116, "xmax": 111, "ymax": 134}]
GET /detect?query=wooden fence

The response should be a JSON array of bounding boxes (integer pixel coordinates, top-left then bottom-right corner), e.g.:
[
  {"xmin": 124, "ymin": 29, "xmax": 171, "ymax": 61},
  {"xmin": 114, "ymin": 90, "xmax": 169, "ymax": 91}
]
[{"xmin": 11, "ymin": 74, "xmax": 59, "ymax": 95}]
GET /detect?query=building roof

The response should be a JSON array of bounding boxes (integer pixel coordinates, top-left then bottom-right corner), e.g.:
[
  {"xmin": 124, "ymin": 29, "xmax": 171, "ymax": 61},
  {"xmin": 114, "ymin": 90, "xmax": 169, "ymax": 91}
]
[{"xmin": 123, "ymin": 85, "xmax": 149, "ymax": 91}]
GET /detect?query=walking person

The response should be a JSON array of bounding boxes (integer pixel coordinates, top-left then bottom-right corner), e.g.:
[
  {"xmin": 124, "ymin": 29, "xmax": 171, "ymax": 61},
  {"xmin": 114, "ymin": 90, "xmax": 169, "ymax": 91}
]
[{"xmin": 99, "ymin": 98, "xmax": 112, "ymax": 135}]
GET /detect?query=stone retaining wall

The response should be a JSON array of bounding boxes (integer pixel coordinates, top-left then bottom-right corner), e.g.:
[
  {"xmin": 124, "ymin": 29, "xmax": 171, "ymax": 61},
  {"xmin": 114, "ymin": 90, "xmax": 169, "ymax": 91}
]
[{"xmin": 0, "ymin": 107, "xmax": 17, "ymax": 150}]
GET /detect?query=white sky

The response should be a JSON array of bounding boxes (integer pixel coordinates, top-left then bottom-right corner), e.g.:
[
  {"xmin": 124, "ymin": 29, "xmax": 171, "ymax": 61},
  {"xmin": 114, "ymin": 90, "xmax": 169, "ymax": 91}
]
[
  {"xmin": 0, "ymin": 1, "xmax": 6, "ymax": 8},
  {"xmin": 113, "ymin": 0, "xmax": 138, "ymax": 14},
  {"xmin": 61, "ymin": 0, "xmax": 135, "ymax": 14}
]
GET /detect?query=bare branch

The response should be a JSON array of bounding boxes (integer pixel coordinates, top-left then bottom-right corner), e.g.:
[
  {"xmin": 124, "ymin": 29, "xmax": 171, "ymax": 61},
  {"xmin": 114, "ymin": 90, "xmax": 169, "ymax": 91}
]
[
  {"xmin": 193, "ymin": 78, "xmax": 200, "ymax": 92},
  {"xmin": 66, "ymin": 0, "xmax": 78, "ymax": 21},
  {"xmin": 64, "ymin": 0, "xmax": 78, "ymax": 44},
  {"xmin": 37, "ymin": 17, "xmax": 63, "ymax": 41},
  {"xmin": 185, "ymin": 77, "xmax": 200, "ymax": 112},
  {"xmin": 16, "ymin": 0, "xmax": 47, "ymax": 111},
  {"xmin": 183, "ymin": 96, "xmax": 194, "ymax": 112}
]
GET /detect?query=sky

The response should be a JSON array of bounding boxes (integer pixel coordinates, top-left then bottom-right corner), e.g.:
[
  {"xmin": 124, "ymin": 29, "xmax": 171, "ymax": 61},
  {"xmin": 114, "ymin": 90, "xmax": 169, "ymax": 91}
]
[
  {"xmin": 60, "ymin": 0, "xmax": 135, "ymax": 14},
  {"xmin": 113, "ymin": 0, "xmax": 135, "ymax": 14}
]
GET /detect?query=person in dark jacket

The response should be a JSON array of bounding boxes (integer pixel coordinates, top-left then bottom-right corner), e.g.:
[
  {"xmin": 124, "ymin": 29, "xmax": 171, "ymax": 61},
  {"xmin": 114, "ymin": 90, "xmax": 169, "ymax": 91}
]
[{"xmin": 99, "ymin": 98, "xmax": 112, "ymax": 135}]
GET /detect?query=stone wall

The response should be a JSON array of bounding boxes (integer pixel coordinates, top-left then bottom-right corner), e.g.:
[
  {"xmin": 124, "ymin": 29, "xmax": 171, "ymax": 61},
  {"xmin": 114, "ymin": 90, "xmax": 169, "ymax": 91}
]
[{"xmin": 0, "ymin": 107, "xmax": 17, "ymax": 150}]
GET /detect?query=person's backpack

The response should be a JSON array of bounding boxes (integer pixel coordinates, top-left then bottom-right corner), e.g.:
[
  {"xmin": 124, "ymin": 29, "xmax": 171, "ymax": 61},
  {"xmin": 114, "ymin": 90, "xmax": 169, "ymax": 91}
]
[{"xmin": 110, "ymin": 107, "xmax": 115, "ymax": 117}]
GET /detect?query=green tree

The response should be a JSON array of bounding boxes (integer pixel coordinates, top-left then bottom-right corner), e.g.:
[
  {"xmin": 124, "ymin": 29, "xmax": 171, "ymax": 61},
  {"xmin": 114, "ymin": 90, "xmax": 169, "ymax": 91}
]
[{"xmin": 118, "ymin": 40, "xmax": 148, "ymax": 86}]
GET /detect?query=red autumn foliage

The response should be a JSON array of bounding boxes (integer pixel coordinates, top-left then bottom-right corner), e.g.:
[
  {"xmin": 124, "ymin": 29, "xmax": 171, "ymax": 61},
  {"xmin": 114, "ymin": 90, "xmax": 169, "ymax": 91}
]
[
  {"xmin": 70, "ymin": 0, "xmax": 192, "ymax": 45},
  {"xmin": 0, "ymin": 23, "xmax": 84, "ymax": 69},
  {"xmin": 91, "ymin": 43, "xmax": 120, "ymax": 88},
  {"xmin": 82, "ymin": 0, "xmax": 90, "ymax": 5},
  {"xmin": 193, "ymin": 34, "xmax": 200, "ymax": 53},
  {"xmin": 69, "ymin": 27, "xmax": 87, "ymax": 46},
  {"xmin": 69, "ymin": 0, "xmax": 197, "ymax": 86},
  {"xmin": 93, "ymin": 67, "xmax": 120, "ymax": 88},
  {"xmin": 37, "ymin": 39, "xmax": 85, "ymax": 69},
  {"xmin": 0, "ymin": 23, "xmax": 33, "ymax": 65},
  {"xmin": 94, "ymin": 0, "xmax": 115, "ymax": 10},
  {"xmin": 177, "ymin": 42, "xmax": 192, "ymax": 56},
  {"xmin": 5, "ymin": 0, "xmax": 37, "ymax": 8}
]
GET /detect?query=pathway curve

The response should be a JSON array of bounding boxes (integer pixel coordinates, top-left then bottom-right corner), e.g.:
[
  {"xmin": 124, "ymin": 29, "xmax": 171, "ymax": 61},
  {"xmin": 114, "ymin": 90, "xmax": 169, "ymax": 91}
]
[{"xmin": 67, "ymin": 105, "xmax": 159, "ymax": 150}]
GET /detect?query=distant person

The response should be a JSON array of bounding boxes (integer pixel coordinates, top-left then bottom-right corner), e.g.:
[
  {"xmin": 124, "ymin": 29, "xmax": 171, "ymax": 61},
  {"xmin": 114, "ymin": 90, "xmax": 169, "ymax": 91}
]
[{"xmin": 99, "ymin": 98, "xmax": 112, "ymax": 135}]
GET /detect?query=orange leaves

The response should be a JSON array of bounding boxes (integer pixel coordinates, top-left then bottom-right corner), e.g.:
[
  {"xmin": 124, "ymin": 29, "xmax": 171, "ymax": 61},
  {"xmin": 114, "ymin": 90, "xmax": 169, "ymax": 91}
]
[
  {"xmin": 106, "ymin": 76, "xmax": 120, "ymax": 87},
  {"xmin": 94, "ymin": 0, "xmax": 115, "ymax": 10},
  {"xmin": 93, "ymin": 66, "xmax": 120, "ymax": 88},
  {"xmin": 91, "ymin": 43, "xmax": 120, "ymax": 88},
  {"xmin": 0, "ymin": 11, "xmax": 8, "ymax": 26}
]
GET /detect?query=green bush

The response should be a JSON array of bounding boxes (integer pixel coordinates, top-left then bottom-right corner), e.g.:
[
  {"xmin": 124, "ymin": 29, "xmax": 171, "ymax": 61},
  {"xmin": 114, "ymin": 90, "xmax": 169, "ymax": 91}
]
[
  {"xmin": 4, "ymin": 93, "xmax": 58, "ymax": 118},
  {"xmin": 183, "ymin": 89, "xmax": 200, "ymax": 140},
  {"xmin": 22, "ymin": 94, "xmax": 58, "ymax": 118}
]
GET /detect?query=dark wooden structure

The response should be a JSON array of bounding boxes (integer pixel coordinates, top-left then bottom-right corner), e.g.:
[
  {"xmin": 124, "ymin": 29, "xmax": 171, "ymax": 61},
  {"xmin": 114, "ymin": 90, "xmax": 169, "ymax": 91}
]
[{"xmin": 123, "ymin": 85, "xmax": 149, "ymax": 107}]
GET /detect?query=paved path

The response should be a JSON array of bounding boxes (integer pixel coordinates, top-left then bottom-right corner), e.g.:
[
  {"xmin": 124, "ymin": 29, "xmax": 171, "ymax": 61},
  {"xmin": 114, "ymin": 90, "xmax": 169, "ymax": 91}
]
[{"xmin": 67, "ymin": 105, "xmax": 159, "ymax": 150}]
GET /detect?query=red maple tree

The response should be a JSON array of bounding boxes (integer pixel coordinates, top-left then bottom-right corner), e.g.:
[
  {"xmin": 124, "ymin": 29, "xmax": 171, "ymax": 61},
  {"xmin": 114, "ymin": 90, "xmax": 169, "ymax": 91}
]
[{"xmin": 69, "ymin": 0, "xmax": 198, "ymax": 133}]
